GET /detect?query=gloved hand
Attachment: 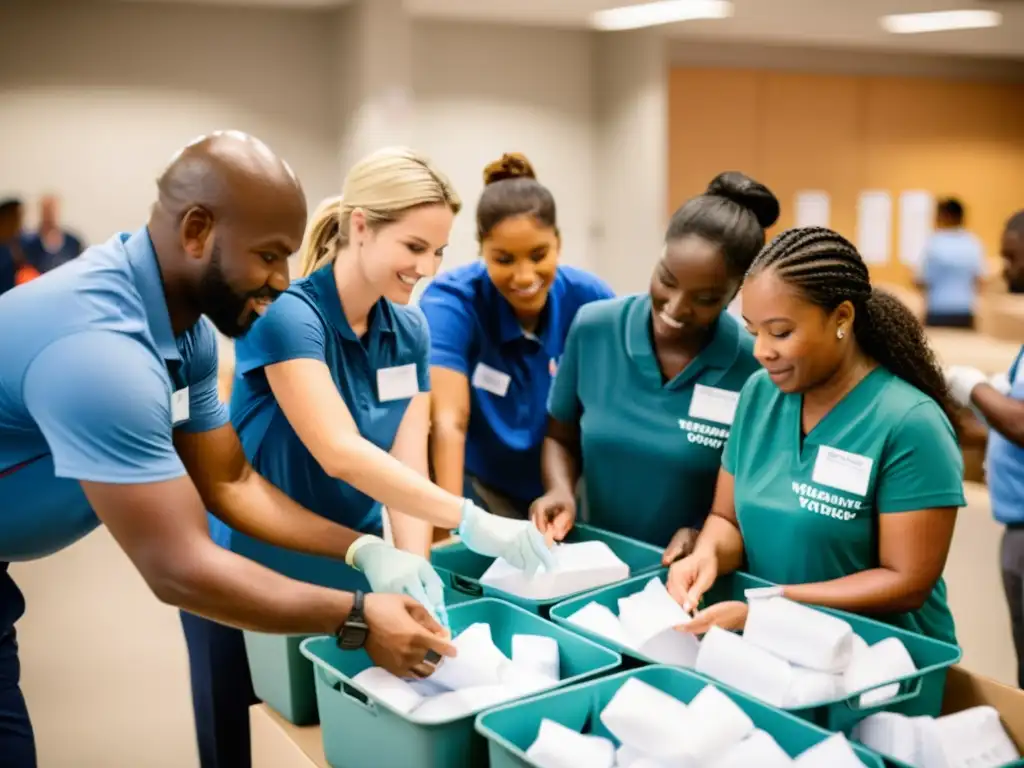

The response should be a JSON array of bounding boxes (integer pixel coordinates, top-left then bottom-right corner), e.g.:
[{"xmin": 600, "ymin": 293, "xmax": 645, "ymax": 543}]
[
  {"xmin": 349, "ymin": 536, "xmax": 449, "ymax": 628},
  {"xmin": 458, "ymin": 500, "xmax": 556, "ymax": 575},
  {"xmin": 945, "ymin": 365, "xmax": 988, "ymax": 407},
  {"xmin": 990, "ymin": 371, "xmax": 1012, "ymax": 396}
]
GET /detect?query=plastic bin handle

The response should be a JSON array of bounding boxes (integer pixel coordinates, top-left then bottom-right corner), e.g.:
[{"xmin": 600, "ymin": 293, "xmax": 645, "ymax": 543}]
[
  {"xmin": 313, "ymin": 665, "xmax": 379, "ymax": 717},
  {"xmin": 843, "ymin": 675, "xmax": 924, "ymax": 713},
  {"xmin": 449, "ymin": 573, "xmax": 484, "ymax": 597}
]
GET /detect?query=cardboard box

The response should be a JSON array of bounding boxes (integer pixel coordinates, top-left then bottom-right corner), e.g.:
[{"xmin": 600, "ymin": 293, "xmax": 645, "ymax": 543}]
[
  {"xmin": 251, "ymin": 705, "xmax": 328, "ymax": 768},
  {"xmin": 942, "ymin": 666, "xmax": 1024, "ymax": 752}
]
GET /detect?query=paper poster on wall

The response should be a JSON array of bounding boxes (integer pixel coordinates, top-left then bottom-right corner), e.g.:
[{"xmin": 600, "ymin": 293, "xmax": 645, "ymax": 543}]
[
  {"xmin": 856, "ymin": 191, "xmax": 892, "ymax": 265},
  {"xmin": 794, "ymin": 191, "xmax": 831, "ymax": 228},
  {"xmin": 897, "ymin": 190, "xmax": 934, "ymax": 270}
]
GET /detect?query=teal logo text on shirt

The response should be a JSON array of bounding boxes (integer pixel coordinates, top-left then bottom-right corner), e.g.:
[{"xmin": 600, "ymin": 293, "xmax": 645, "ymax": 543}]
[
  {"xmin": 791, "ymin": 481, "xmax": 862, "ymax": 522},
  {"xmin": 678, "ymin": 418, "xmax": 729, "ymax": 450}
]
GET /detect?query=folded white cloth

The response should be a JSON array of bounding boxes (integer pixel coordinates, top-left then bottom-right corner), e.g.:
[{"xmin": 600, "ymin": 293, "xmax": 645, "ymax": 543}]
[
  {"xmin": 480, "ymin": 541, "xmax": 629, "ymax": 600},
  {"xmin": 708, "ymin": 728, "xmax": 794, "ymax": 768},
  {"xmin": 600, "ymin": 678, "xmax": 690, "ymax": 757},
  {"xmin": 617, "ymin": 578, "xmax": 692, "ymax": 647},
  {"xmin": 794, "ymin": 733, "xmax": 864, "ymax": 768},
  {"xmin": 852, "ymin": 712, "xmax": 922, "ymax": 766},
  {"xmin": 567, "ymin": 603, "xmax": 635, "ymax": 648},
  {"xmin": 696, "ymin": 626, "xmax": 793, "ymax": 708},
  {"xmin": 512, "ymin": 634, "xmax": 560, "ymax": 682},
  {"xmin": 408, "ymin": 685, "xmax": 513, "ymax": 723},
  {"xmin": 351, "ymin": 667, "xmax": 424, "ymax": 715},
  {"xmin": 428, "ymin": 622, "xmax": 511, "ymax": 691},
  {"xmin": 637, "ymin": 629, "xmax": 701, "ymax": 668},
  {"xmin": 785, "ymin": 666, "xmax": 842, "ymax": 708},
  {"xmin": 667, "ymin": 684, "xmax": 754, "ymax": 764},
  {"xmin": 526, "ymin": 719, "xmax": 616, "ymax": 768},
  {"xmin": 841, "ymin": 637, "xmax": 916, "ymax": 707},
  {"xmin": 744, "ymin": 597, "xmax": 854, "ymax": 672},
  {"xmin": 615, "ymin": 744, "xmax": 644, "ymax": 767},
  {"xmin": 935, "ymin": 706, "xmax": 1020, "ymax": 768}
]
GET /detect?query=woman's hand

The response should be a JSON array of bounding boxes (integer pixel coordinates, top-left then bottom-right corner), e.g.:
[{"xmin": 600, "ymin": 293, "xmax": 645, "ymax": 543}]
[
  {"xmin": 681, "ymin": 600, "xmax": 749, "ymax": 635},
  {"xmin": 667, "ymin": 549, "xmax": 719, "ymax": 613},
  {"xmin": 662, "ymin": 527, "xmax": 700, "ymax": 566},
  {"xmin": 529, "ymin": 490, "xmax": 577, "ymax": 542}
]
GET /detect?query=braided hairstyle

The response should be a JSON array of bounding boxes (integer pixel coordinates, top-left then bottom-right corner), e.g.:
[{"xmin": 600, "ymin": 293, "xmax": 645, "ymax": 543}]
[{"xmin": 748, "ymin": 226, "xmax": 959, "ymax": 426}]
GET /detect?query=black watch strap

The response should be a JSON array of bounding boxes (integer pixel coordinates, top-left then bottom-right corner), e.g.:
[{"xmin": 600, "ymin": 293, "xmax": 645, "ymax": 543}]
[{"xmin": 337, "ymin": 590, "xmax": 369, "ymax": 651}]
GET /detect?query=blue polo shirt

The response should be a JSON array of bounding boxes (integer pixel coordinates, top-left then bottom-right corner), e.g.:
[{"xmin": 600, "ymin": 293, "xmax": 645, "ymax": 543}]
[
  {"xmin": 420, "ymin": 261, "xmax": 613, "ymax": 503},
  {"xmin": 988, "ymin": 347, "xmax": 1024, "ymax": 526},
  {"xmin": 0, "ymin": 228, "xmax": 229, "ymax": 562},
  {"xmin": 548, "ymin": 295, "xmax": 760, "ymax": 546},
  {"xmin": 211, "ymin": 264, "xmax": 430, "ymax": 590},
  {"xmin": 918, "ymin": 229, "xmax": 986, "ymax": 316}
]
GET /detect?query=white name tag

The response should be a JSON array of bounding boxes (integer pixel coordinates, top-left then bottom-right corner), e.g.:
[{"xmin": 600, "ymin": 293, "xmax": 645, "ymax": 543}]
[
  {"xmin": 377, "ymin": 363, "xmax": 419, "ymax": 402},
  {"xmin": 688, "ymin": 384, "xmax": 741, "ymax": 426},
  {"xmin": 471, "ymin": 363, "xmax": 511, "ymax": 397},
  {"xmin": 171, "ymin": 387, "xmax": 190, "ymax": 426},
  {"xmin": 812, "ymin": 446, "xmax": 873, "ymax": 497}
]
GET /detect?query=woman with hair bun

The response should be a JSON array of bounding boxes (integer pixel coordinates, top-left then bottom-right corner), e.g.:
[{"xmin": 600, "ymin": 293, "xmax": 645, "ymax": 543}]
[
  {"xmin": 532, "ymin": 172, "xmax": 779, "ymax": 556},
  {"xmin": 420, "ymin": 153, "xmax": 614, "ymax": 521}
]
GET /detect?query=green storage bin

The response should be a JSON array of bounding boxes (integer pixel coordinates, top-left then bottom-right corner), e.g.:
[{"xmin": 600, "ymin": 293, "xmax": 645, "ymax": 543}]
[
  {"xmin": 300, "ymin": 597, "xmax": 622, "ymax": 768},
  {"xmin": 475, "ymin": 665, "xmax": 884, "ymax": 768},
  {"xmin": 429, "ymin": 523, "xmax": 664, "ymax": 616},
  {"xmin": 550, "ymin": 569, "xmax": 962, "ymax": 734}
]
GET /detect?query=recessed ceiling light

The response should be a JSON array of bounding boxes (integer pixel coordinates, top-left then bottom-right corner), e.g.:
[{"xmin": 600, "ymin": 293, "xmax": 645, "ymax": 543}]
[
  {"xmin": 880, "ymin": 9, "xmax": 1002, "ymax": 34},
  {"xmin": 590, "ymin": 0, "xmax": 734, "ymax": 32}
]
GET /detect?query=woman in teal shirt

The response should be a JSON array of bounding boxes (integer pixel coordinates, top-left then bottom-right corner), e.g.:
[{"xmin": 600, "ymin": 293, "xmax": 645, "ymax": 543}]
[
  {"xmin": 532, "ymin": 172, "xmax": 779, "ymax": 555},
  {"xmin": 670, "ymin": 227, "xmax": 964, "ymax": 644}
]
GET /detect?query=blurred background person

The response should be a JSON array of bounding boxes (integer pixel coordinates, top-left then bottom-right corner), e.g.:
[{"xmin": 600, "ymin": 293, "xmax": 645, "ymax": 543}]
[
  {"xmin": 0, "ymin": 199, "xmax": 26, "ymax": 296},
  {"xmin": 20, "ymin": 195, "xmax": 84, "ymax": 275},
  {"xmin": 917, "ymin": 197, "xmax": 986, "ymax": 329}
]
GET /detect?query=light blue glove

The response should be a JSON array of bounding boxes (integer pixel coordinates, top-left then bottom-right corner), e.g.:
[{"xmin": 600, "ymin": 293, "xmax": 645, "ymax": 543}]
[
  {"xmin": 350, "ymin": 536, "xmax": 449, "ymax": 628},
  {"xmin": 457, "ymin": 500, "xmax": 556, "ymax": 575}
]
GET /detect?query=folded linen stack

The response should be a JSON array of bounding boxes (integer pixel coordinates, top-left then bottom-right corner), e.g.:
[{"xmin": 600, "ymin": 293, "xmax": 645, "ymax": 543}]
[
  {"xmin": 351, "ymin": 623, "xmax": 560, "ymax": 723},
  {"xmin": 479, "ymin": 541, "xmax": 630, "ymax": 600},
  {"xmin": 853, "ymin": 707, "xmax": 1021, "ymax": 767},
  {"xmin": 525, "ymin": 677, "xmax": 866, "ymax": 768}
]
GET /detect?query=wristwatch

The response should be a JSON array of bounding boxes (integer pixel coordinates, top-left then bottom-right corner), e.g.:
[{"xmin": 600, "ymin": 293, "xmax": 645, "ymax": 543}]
[{"xmin": 336, "ymin": 590, "xmax": 369, "ymax": 651}]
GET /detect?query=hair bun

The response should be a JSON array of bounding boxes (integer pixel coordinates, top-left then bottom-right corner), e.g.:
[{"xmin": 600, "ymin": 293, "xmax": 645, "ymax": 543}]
[
  {"xmin": 483, "ymin": 153, "xmax": 537, "ymax": 186},
  {"xmin": 706, "ymin": 171, "xmax": 780, "ymax": 230}
]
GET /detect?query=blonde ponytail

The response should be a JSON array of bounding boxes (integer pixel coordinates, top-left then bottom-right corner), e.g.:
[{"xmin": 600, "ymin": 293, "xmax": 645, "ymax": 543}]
[{"xmin": 297, "ymin": 148, "xmax": 461, "ymax": 279}]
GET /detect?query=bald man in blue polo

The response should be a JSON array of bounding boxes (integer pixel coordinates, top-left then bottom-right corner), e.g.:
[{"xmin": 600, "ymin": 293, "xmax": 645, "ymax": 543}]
[{"xmin": 0, "ymin": 132, "xmax": 455, "ymax": 767}]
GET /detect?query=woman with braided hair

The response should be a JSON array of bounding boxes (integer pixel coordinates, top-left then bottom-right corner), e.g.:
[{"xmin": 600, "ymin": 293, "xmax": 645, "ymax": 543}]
[{"xmin": 668, "ymin": 226, "xmax": 964, "ymax": 644}]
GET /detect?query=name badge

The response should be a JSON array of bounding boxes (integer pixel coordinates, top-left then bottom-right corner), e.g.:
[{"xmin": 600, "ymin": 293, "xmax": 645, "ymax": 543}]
[
  {"xmin": 377, "ymin": 363, "xmax": 419, "ymax": 403},
  {"xmin": 688, "ymin": 384, "xmax": 740, "ymax": 426},
  {"xmin": 472, "ymin": 363, "xmax": 511, "ymax": 397},
  {"xmin": 171, "ymin": 387, "xmax": 190, "ymax": 426},
  {"xmin": 812, "ymin": 446, "xmax": 873, "ymax": 497}
]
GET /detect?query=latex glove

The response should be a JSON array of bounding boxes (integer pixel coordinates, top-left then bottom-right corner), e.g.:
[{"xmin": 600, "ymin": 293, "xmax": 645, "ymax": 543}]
[
  {"xmin": 349, "ymin": 536, "xmax": 449, "ymax": 628},
  {"xmin": 458, "ymin": 500, "xmax": 556, "ymax": 575},
  {"xmin": 945, "ymin": 365, "xmax": 988, "ymax": 407},
  {"xmin": 990, "ymin": 371, "xmax": 1012, "ymax": 396}
]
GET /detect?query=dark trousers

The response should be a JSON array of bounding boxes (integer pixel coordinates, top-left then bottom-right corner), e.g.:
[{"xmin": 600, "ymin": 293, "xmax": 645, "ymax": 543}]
[
  {"xmin": 925, "ymin": 311, "xmax": 975, "ymax": 330},
  {"xmin": 180, "ymin": 610, "xmax": 259, "ymax": 768},
  {"xmin": 1002, "ymin": 527, "xmax": 1024, "ymax": 689},
  {"xmin": 0, "ymin": 564, "xmax": 36, "ymax": 768}
]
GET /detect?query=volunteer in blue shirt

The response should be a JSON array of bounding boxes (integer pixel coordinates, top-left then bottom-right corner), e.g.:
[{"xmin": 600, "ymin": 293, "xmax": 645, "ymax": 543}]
[
  {"xmin": 185, "ymin": 147, "xmax": 556, "ymax": 768},
  {"xmin": 420, "ymin": 153, "xmax": 613, "ymax": 522},
  {"xmin": 532, "ymin": 173, "xmax": 778, "ymax": 555},
  {"xmin": 917, "ymin": 197, "xmax": 986, "ymax": 329},
  {"xmin": 945, "ymin": 210, "xmax": 1024, "ymax": 683},
  {"xmin": 670, "ymin": 227, "xmax": 965, "ymax": 645},
  {"xmin": 0, "ymin": 132, "xmax": 461, "ymax": 768},
  {"xmin": 20, "ymin": 195, "xmax": 85, "ymax": 274}
]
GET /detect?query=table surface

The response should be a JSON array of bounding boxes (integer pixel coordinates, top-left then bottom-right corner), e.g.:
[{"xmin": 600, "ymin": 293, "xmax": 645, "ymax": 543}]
[
  {"xmin": 251, "ymin": 705, "xmax": 329, "ymax": 768},
  {"xmin": 926, "ymin": 328, "xmax": 1020, "ymax": 374}
]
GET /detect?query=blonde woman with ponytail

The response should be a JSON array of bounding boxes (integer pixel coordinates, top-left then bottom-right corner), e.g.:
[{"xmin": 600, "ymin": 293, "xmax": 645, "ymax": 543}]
[{"xmin": 187, "ymin": 147, "xmax": 555, "ymax": 768}]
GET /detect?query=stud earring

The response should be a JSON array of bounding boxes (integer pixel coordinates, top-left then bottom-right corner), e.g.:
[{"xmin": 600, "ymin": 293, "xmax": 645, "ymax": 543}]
[{"xmin": 837, "ymin": 328, "xmax": 845, "ymax": 340}]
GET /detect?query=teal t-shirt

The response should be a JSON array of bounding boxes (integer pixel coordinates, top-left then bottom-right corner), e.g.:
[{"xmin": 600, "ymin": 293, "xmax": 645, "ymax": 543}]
[
  {"xmin": 723, "ymin": 367, "xmax": 965, "ymax": 644},
  {"xmin": 548, "ymin": 294, "xmax": 760, "ymax": 547}
]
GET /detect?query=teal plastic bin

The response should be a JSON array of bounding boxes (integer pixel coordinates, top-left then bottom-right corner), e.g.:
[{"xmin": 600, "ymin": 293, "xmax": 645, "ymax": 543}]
[
  {"xmin": 550, "ymin": 569, "xmax": 962, "ymax": 734},
  {"xmin": 429, "ymin": 523, "xmax": 664, "ymax": 616},
  {"xmin": 300, "ymin": 597, "xmax": 622, "ymax": 768},
  {"xmin": 475, "ymin": 665, "xmax": 885, "ymax": 768}
]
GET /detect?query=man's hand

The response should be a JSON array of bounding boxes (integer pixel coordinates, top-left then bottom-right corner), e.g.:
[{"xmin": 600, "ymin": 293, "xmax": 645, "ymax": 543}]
[
  {"xmin": 363, "ymin": 594, "xmax": 457, "ymax": 678},
  {"xmin": 662, "ymin": 527, "xmax": 700, "ymax": 566},
  {"xmin": 529, "ymin": 490, "xmax": 576, "ymax": 542},
  {"xmin": 667, "ymin": 549, "xmax": 719, "ymax": 613},
  {"xmin": 944, "ymin": 365, "xmax": 988, "ymax": 407},
  {"xmin": 681, "ymin": 600, "xmax": 749, "ymax": 635}
]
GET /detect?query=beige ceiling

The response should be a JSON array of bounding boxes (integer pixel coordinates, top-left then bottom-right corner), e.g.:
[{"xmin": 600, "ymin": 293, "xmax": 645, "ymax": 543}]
[{"xmin": 113, "ymin": 0, "xmax": 1024, "ymax": 58}]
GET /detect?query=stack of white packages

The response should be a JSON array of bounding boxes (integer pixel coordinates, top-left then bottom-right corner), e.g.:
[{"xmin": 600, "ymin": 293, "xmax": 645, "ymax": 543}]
[
  {"xmin": 350, "ymin": 623, "xmax": 561, "ymax": 723},
  {"xmin": 525, "ymin": 677, "xmax": 866, "ymax": 768},
  {"xmin": 480, "ymin": 541, "xmax": 630, "ymax": 601},
  {"xmin": 853, "ymin": 707, "xmax": 1021, "ymax": 767},
  {"xmin": 565, "ymin": 578, "xmax": 702, "ymax": 667}
]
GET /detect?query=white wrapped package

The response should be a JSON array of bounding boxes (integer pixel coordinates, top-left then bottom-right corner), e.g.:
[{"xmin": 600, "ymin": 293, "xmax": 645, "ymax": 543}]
[
  {"xmin": 851, "ymin": 712, "xmax": 923, "ymax": 766},
  {"xmin": 526, "ymin": 719, "xmax": 615, "ymax": 768},
  {"xmin": 744, "ymin": 597, "xmax": 854, "ymax": 672},
  {"xmin": 667, "ymin": 684, "xmax": 754, "ymax": 764},
  {"xmin": 512, "ymin": 635, "xmax": 560, "ymax": 682},
  {"xmin": 408, "ymin": 685, "xmax": 513, "ymax": 723},
  {"xmin": 428, "ymin": 622, "xmax": 510, "ymax": 691},
  {"xmin": 935, "ymin": 705, "xmax": 1020, "ymax": 768},
  {"xmin": 785, "ymin": 666, "xmax": 842, "ymax": 708},
  {"xmin": 480, "ymin": 541, "xmax": 629, "ymax": 600},
  {"xmin": 351, "ymin": 667, "xmax": 424, "ymax": 715},
  {"xmin": 617, "ymin": 578, "xmax": 701, "ymax": 667},
  {"xmin": 841, "ymin": 637, "xmax": 916, "ymax": 708},
  {"xmin": 794, "ymin": 733, "xmax": 864, "ymax": 768},
  {"xmin": 600, "ymin": 678, "xmax": 690, "ymax": 757},
  {"xmin": 567, "ymin": 603, "xmax": 634, "ymax": 648},
  {"xmin": 615, "ymin": 744, "xmax": 644, "ymax": 766},
  {"xmin": 708, "ymin": 728, "xmax": 794, "ymax": 768},
  {"xmin": 696, "ymin": 627, "xmax": 793, "ymax": 708}
]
